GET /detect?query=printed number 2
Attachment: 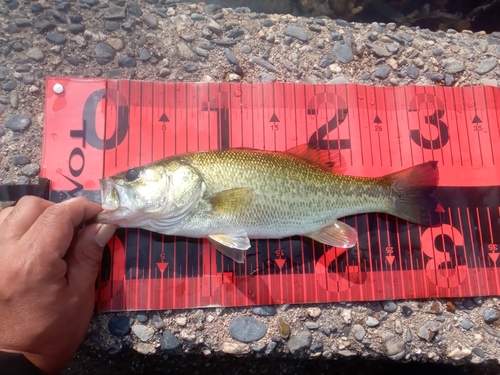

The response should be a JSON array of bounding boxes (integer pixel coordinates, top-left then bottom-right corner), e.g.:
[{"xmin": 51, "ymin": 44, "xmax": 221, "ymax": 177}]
[
  {"xmin": 420, "ymin": 224, "xmax": 467, "ymax": 288},
  {"xmin": 308, "ymin": 93, "xmax": 350, "ymax": 150}
]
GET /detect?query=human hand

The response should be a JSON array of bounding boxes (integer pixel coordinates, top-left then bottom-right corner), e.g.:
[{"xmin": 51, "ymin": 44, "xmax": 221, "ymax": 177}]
[{"xmin": 0, "ymin": 196, "xmax": 116, "ymax": 375}]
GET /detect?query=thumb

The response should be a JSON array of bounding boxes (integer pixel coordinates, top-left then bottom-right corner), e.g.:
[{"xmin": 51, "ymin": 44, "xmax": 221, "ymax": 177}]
[{"xmin": 66, "ymin": 223, "xmax": 117, "ymax": 293}]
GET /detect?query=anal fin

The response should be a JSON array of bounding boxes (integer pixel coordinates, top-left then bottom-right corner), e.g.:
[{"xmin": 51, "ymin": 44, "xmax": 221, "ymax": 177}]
[{"xmin": 307, "ymin": 220, "xmax": 357, "ymax": 248}]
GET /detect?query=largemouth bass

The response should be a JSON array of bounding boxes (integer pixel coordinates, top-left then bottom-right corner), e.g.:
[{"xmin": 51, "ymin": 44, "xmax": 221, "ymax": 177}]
[{"xmin": 96, "ymin": 146, "xmax": 440, "ymax": 263}]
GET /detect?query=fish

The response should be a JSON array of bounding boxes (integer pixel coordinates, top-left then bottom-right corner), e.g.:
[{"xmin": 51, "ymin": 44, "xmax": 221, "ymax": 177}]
[{"xmin": 96, "ymin": 145, "xmax": 441, "ymax": 263}]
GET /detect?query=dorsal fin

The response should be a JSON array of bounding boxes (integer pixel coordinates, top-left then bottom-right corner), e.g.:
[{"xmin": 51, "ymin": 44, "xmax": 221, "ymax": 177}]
[{"xmin": 286, "ymin": 144, "xmax": 347, "ymax": 174}]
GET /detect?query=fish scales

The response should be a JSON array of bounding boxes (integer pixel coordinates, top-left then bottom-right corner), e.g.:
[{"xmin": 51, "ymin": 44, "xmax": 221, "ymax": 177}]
[{"xmin": 171, "ymin": 149, "xmax": 393, "ymax": 238}]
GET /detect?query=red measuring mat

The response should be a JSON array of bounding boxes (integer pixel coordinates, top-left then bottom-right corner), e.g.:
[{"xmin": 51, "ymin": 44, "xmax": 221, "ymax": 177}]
[{"xmin": 41, "ymin": 78, "xmax": 500, "ymax": 312}]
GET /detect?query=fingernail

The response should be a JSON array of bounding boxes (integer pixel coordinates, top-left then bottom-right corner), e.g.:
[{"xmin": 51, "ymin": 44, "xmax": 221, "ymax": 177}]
[{"xmin": 95, "ymin": 224, "xmax": 117, "ymax": 247}]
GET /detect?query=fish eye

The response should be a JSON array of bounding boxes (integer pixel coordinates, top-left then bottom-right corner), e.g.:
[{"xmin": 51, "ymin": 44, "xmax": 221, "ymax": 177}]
[{"xmin": 124, "ymin": 168, "xmax": 141, "ymax": 182}]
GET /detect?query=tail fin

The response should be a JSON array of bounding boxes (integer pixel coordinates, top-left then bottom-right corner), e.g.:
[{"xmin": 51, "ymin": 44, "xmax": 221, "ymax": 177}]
[{"xmin": 386, "ymin": 161, "xmax": 442, "ymax": 226}]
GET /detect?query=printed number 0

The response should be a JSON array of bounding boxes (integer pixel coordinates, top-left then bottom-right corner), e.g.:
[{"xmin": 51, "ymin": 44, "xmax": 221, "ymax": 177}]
[{"xmin": 420, "ymin": 224, "xmax": 467, "ymax": 288}]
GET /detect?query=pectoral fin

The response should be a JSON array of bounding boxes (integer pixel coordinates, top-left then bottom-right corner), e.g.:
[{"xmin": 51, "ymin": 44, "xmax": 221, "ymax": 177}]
[
  {"xmin": 307, "ymin": 220, "xmax": 358, "ymax": 248},
  {"xmin": 208, "ymin": 188, "xmax": 254, "ymax": 215},
  {"xmin": 208, "ymin": 230, "xmax": 251, "ymax": 263}
]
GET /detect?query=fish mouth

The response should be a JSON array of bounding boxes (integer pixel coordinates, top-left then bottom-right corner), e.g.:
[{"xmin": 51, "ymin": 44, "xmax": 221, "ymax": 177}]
[
  {"xmin": 96, "ymin": 178, "xmax": 122, "ymax": 223},
  {"xmin": 100, "ymin": 178, "xmax": 120, "ymax": 211}
]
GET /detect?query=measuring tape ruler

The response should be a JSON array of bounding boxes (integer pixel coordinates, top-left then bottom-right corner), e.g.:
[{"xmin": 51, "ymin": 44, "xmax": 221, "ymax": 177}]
[
  {"xmin": 0, "ymin": 178, "xmax": 50, "ymax": 207},
  {"xmin": 41, "ymin": 77, "xmax": 500, "ymax": 312}
]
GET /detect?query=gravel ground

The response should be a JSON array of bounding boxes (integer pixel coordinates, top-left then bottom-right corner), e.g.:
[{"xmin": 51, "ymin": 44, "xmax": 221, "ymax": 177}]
[{"xmin": 2, "ymin": 0, "xmax": 500, "ymax": 374}]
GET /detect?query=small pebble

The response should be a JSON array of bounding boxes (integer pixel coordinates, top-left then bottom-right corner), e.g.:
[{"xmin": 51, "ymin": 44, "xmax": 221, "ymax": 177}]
[
  {"xmin": 383, "ymin": 336, "xmax": 406, "ymax": 361},
  {"xmin": 241, "ymin": 45, "xmax": 252, "ymax": 54},
  {"xmin": 446, "ymin": 347, "xmax": 471, "ymax": 360},
  {"xmin": 224, "ymin": 48, "xmax": 238, "ymax": 65},
  {"xmin": 425, "ymin": 72, "xmax": 444, "ymax": 82},
  {"xmin": 108, "ymin": 316, "xmax": 132, "ymax": 337},
  {"xmin": 195, "ymin": 47, "xmax": 208, "ymax": 58},
  {"xmin": 476, "ymin": 58, "xmax": 497, "ymax": 75},
  {"xmin": 405, "ymin": 329, "xmax": 413, "ymax": 343},
  {"xmin": 222, "ymin": 342, "xmax": 251, "ymax": 355},
  {"xmin": 132, "ymin": 325, "xmax": 154, "ymax": 342},
  {"xmin": 22, "ymin": 75, "xmax": 35, "ymax": 85},
  {"xmin": 143, "ymin": 14, "xmax": 158, "ymax": 30},
  {"xmin": 472, "ymin": 347, "xmax": 485, "ymax": 358},
  {"xmin": 20, "ymin": 164, "xmax": 40, "ymax": 177},
  {"xmin": 46, "ymin": 32, "xmax": 66, "ymax": 44},
  {"xmin": 191, "ymin": 309, "xmax": 205, "ymax": 324},
  {"xmin": 406, "ymin": 65, "xmax": 419, "ymax": 79},
  {"xmin": 310, "ymin": 337, "xmax": 323, "ymax": 352},
  {"xmin": 27, "ymin": 47, "xmax": 45, "ymax": 62},
  {"xmin": 12, "ymin": 155, "xmax": 30, "ymax": 166},
  {"xmin": 330, "ymin": 33, "xmax": 343, "ymax": 41},
  {"xmin": 441, "ymin": 58, "xmax": 464, "ymax": 74},
  {"xmin": 473, "ymin": 297, "xmax": 483, "ymax": 305},
  {"xmin": 190, "ymin": 13, "xmax": 205, "ymax": 21},
  {"xmin": 251, "ymin": 56, "xmax": 278, "ymax": 73},
  {"xmin": 483, "ymin": 308, "xmax": 499, "ymax": 323},
  {"xmin": 417, "ymin": 321, "xmax": 440, "ymax": 342},
  {"xmin": 365, "ymin": 42, "xmax": 391, "ymax": 57},
  {"xmin": 227, "ymin": 29, "xmax": 244, "ymax": 39},
  {"xmin": 136, "ymin": 312, "xmax": 148, "ymax": 323},
  {"xmin": 381, "ymin": 301, "xmax": 397, "ymax": 313},
  {"xmin": 259, "ymin": 73, "xmax": 275, "ymax": 82},
  {"xmin": 152, "ymin": 314, "xmax": 164, "ymax": 329},
  {"xmin": 265, "ymin": 341, "xmax": 277, "ymax": 354},
  {"xmin": 2, "ymin": 81, "xmax": 17, "ymax": 91},
  {"xmin": 286, "ymin": 331, "xmax": 312, "ymax": 355},
  {"xmin": 333, "ymin": 40, "xmax": 353, "ymax": 63},
  {"xmin": 462, "ymin": 298, "xmax": 476, "ymax": 310},
  {"xmin": 5, "ymin": 114, "xmax": 31, "ymax": 132},
  {"xmin": 372, "ymin": 64, "xmax": 391, "ymax": 80},
  {"xmin": 184, "ymin": 63, "xmax": 197, "ymax": 72},
  {"xmin": 328, "ymin": 76, "xmax": 349, "ymax": 84},
  {"xmin": 229, "ymin": 316, "xmax": 267, "ymax": 343},
  {"xmin": 460, "ymin": 319, "xmax": 473, "ymax": 330},
  {"xmin": 445, "ymin": 74, "xmax": 454, "ymax": 86},
  {"xmin": 278, "ymin": 317, "xmax": 290, "ymax": 339},
  {"xmin": 283, "ymin": 26, "xmax": 308, "ymax": 42},
  {"xmin": 161, "ymin": 330, "xmax": 180, "ymax": 350},
  {"xmin": 252, "ymin": 306, "xmax": 276, "ymax": 316},
  {"xmin": 426, "ymin": 301, "xmax": 444, "ymax": 314},
  {"xmin": 319, "ymin": 54, "xmax": 335, "ymax": 68},
  {"xmin": 365, "ymin": 316, "xmax": 379, "ymax": 327},
  {"xmin": 176, "ymin": 317, "xmax": 187, "ymax": 326},
  {"xmin": 305, "ymin": 321, "xmax": 319, "ymax": 330},
  {"xmin": 395, "ymin": 318, "xmax": 403, "ymax": 334},
  {"xmin": 118, "ymin": 57, "xmax": 136, "ymax": 67},
  {"xmin": 352, "ymin": 324, "xmax": 366, "ymax": 341},
  {"xmin": 306, "ymin": 307, "xmax": 321, "ymax": 318},
  {"xmin": 251, "ymin": 344, "xmax": 266, "ymax": 352}
]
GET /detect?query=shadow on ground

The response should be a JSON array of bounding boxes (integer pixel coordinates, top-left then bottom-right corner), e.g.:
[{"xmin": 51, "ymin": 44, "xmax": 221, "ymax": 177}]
[{"xmin": 65, "ymin": 348, "xmax": 499, "ymax": 375}]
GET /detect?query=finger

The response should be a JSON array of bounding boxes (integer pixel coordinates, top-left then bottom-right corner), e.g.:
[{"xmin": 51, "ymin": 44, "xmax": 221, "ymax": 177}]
[
  {"xmin": 0, "ymin": 206, "xmax": 14, "ymax": 226},
  {"xmin": 20, "ymin": 197, "xmax": 104, "ymax": 259},
  {"xmin": 0, "ymin": 196, "xmax": 54, "ymax": 241},
  {"xmin": 66, "ymin": 223, "xmax": 117, "ymax": 293}
]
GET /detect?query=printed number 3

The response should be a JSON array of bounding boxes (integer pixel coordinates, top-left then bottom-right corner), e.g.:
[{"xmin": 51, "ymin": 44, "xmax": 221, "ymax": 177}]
[{"xmin": 420, "ymin": 224, "xmax": 467, "ymax": 288}]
